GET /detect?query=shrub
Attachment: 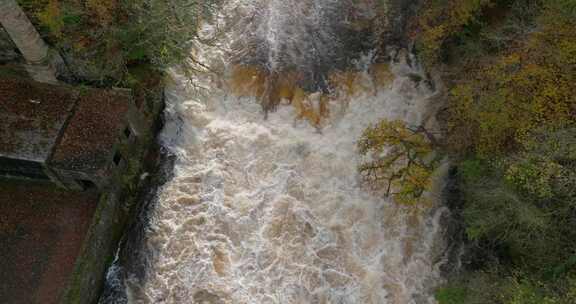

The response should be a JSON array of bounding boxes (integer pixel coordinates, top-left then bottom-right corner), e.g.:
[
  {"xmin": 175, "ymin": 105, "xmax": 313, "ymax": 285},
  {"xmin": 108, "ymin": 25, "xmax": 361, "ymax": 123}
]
[
  {"xmin": 119, "ymin": 0, "xmax": 218, "ymax": 68},
  {"xmin": 435, "ymin": 286, "xmax": 467, "ymax": 304},
  {"xmin": 436, "ymin": 270, "xmax": 504, "ymax": 304},
  {"xmin": 37, "ymin": 0, "xmax": 63, "ymax": 37}
]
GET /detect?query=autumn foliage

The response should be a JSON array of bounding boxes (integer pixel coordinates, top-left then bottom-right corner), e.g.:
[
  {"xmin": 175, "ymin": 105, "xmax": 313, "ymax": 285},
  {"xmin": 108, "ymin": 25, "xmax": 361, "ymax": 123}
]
[
  {"xmin": 411, "ymin": 0, "xmax": 576, "ymax": 303},
  {"xmin": 412, "ymin": 0, "xmax": 495, "ymax": 66},
  {"xmin": 446, "ymin": 1, "xmax": 576, "ymax": 156},
  {"xmin": 357, "ymin": 120, "xmax": 440, "ymax": 205}
]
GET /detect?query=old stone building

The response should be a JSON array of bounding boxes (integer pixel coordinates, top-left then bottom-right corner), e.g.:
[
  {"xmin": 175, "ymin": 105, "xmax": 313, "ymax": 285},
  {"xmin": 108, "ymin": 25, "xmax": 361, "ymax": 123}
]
[
  {"xmin": 0, "ymin": 2, "xmax": 166, "ymax": 303},
  {"xmin": 0, "ymin": 77, "xmax": 145, "ymax": 190}
]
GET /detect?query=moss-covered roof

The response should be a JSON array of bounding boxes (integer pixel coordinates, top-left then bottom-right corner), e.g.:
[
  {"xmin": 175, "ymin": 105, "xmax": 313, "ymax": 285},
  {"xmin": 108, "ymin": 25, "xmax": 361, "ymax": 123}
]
[
  {"xmin": 0, "ymin": 77, "xmax": 76, "ymax": 162},
  {"xmin": 0, "ymin": 179, "xmax": 99, "ymax": 304},
  {"xmin": 48, "ymin": 89, "xmax": 131, "ymax": 173}
]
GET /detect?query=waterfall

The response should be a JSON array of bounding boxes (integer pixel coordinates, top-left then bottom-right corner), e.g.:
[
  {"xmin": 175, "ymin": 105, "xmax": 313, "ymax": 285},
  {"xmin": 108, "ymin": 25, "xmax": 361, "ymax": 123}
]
[{"xmin": 102, "ymin": 1, "xmax": 449, "ymax": 303}]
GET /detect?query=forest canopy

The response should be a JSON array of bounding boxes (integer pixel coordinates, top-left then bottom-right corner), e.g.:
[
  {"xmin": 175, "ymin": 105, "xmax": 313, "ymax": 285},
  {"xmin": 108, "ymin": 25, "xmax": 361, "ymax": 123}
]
[{"xmin": 403, "ymin": 0, "xmax": 576, "ymax": 302}]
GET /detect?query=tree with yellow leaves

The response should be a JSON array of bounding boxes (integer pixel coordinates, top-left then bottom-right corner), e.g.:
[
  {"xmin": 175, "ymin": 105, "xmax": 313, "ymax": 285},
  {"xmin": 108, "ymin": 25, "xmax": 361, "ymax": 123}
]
[{"xmin": 358, "ymin": 119, "xmax": 440, "ymax": 205}]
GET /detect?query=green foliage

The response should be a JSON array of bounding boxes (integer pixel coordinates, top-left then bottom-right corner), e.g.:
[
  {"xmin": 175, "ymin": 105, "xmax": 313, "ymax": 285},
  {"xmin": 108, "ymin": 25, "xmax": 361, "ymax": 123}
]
[
  {"xmin": 37, "ymin": 0, "xmax": 64, "ymax": 37},
  {"xmin": 419, "ymin": 1, "xmax": 576, "ymax": 302},
  {"xmin": 436, "ymin": 270, "xmax": 506, "ymax": 304},
  {"xmin": 435, "ymin": 286, "xmax": 467, "ymax": 304},
  {"xmin": 28, "ymin": 0, "xmax": 218, "ymax": 83},
  {"xmin": 504, "ymin": 159, "xmax": 559, "ymax": 199},
  {"xmin": 441, "ymin": 128, "xmax": 576, "ymax": 301},
  {"xmin": 503, "ymin": 278, "xmax": 555, "ymax": 304},
  {"xmin": 118, "ymin": 0, "xmax": 217, "ymax": 68},
  {"xmin": 61, "ymin": 13, "xmax": 81, "ymax": 26},
  {"xmin": 458, "ymin": 158, "xmax": 487, "ymax": 181},
  {"xmin": 460, "ymin": 128, "xmax": 575, "ymax": 263},
  {"xmin": 498, "ymin": 274, "xmax": 576, "ymax": 304},
  {"xmin": 358, "ymin": 120, "xmax": 440, "ymax": 204},
  {"xmin": 503, "ymin": 128, "xmax": 576, "ymax": 201},
  {"xmin": 438, "ymin": 270, "xmax": 576, "ymax": 304},
  {"xmin": 461, "ymin": 171, "xmax": 548, "ymax": 245},
  {"xmin": 551, "ymin": 255, "xmax": 576, "ymax": 280}
]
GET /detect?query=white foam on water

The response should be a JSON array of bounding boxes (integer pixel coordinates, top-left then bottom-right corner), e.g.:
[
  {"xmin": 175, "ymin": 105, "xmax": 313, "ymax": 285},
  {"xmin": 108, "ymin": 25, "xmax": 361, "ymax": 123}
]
[{"xmin": 125, "ymin": 1, "xmax": 448, "ymax": 303}]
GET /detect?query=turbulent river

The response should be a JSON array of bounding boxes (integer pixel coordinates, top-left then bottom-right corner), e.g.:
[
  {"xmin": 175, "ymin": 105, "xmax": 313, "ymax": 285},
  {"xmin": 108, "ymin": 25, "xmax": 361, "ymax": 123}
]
[{"xmin": 103, "ymin": 1, "xmax": 450, "ymax": 303}]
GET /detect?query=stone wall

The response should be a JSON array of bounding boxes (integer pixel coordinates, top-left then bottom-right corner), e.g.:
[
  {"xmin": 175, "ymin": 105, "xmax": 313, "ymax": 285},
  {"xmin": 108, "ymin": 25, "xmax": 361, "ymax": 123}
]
[{"xmin": 0, "ymin": 26, "xmax": 20, "ymax": 63}]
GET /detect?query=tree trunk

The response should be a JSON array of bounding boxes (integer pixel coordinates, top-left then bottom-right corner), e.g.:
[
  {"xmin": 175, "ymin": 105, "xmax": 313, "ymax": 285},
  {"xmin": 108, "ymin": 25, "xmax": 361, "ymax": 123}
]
[{"xmin": 0, "ymin": 0, "xmax": 61, "ymax": 83}]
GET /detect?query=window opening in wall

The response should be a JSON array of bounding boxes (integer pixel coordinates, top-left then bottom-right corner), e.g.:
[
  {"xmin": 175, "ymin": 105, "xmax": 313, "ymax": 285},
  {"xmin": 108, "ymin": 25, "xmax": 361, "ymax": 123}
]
[
  {"xmin": 124, "ymin": 126, "xmax": 131, "ymax": 139},
  {"xmin": 78, "ymin": 179, "xmax": 96, "ymax": 190},
  {"xmin": 0, "ymin": 157, "xmax": 50, "ymax": 180},
  {"xmin": 113, "ymin": 151, "xmax": 122, "ymax": 166}
]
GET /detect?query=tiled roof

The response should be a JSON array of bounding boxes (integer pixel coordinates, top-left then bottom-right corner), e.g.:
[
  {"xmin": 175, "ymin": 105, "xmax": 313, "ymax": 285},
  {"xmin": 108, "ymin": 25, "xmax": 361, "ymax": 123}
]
[
  {"xmin": 0, "ymin": 179, "xmax": 99, "ymax": 304},
  {"xmin": 0, "ymin": 77, "xmax": 76, "ymax": 162},
  {"xmin": 48, "ymin": 89, "xmax": 131, "ymax": 173}
]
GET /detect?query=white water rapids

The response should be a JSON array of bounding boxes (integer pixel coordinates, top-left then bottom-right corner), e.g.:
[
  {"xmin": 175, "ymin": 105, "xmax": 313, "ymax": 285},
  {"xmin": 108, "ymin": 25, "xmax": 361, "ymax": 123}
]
[{"xmin": 119, "ymin": 1, "xmax": 449, "ymax": 303}]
